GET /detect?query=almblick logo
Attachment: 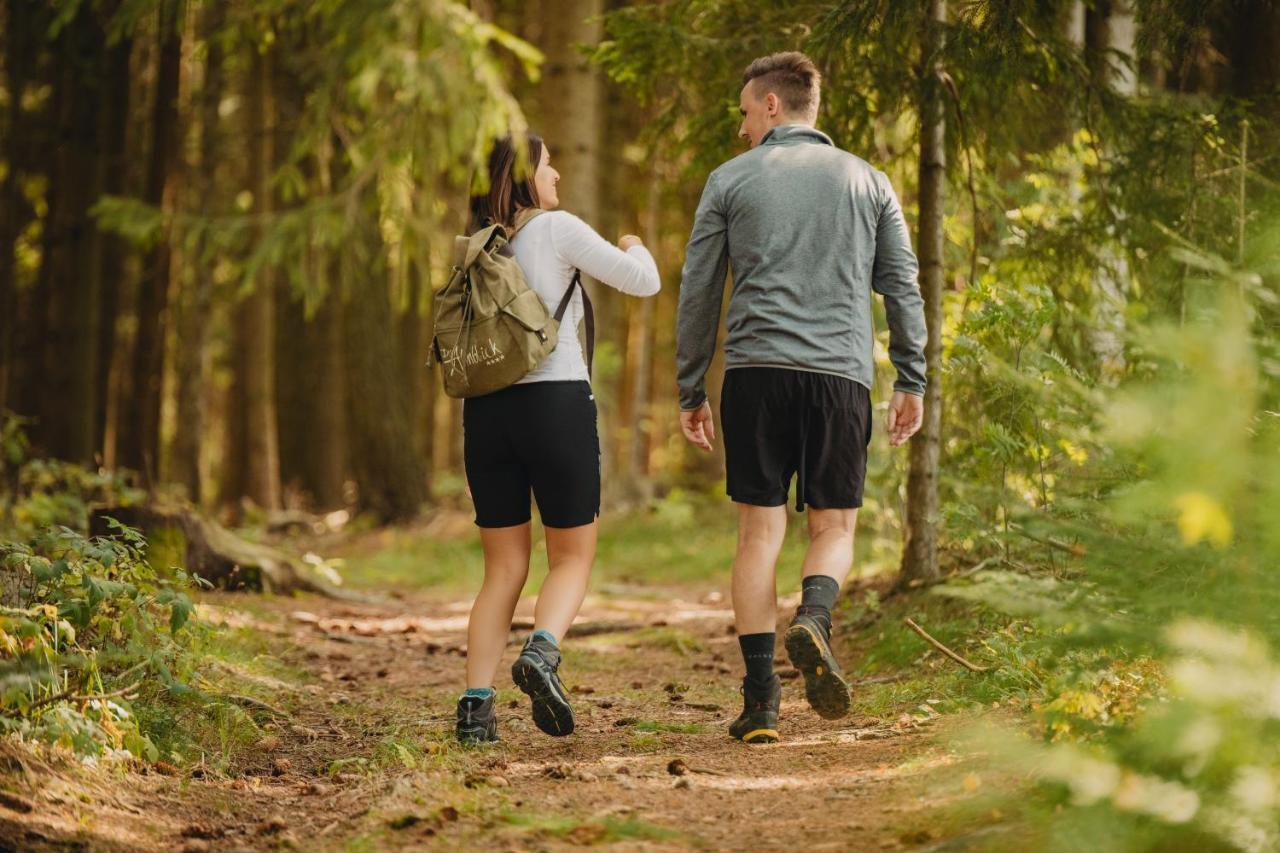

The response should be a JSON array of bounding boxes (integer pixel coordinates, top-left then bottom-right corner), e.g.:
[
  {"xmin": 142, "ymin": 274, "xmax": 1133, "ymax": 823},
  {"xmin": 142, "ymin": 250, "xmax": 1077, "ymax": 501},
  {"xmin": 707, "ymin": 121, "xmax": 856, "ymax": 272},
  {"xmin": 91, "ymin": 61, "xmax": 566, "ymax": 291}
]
[{"xmin": 440, "ymin": 338, "xmax": 505, "ymax": 378}]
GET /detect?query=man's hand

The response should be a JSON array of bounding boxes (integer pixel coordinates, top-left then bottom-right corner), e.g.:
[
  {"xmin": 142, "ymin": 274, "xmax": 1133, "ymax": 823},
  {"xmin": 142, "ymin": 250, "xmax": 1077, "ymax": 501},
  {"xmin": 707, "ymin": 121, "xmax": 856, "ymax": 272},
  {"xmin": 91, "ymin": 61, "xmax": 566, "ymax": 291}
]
[
  {"xmin": 680, "ymin": 402, "xmax": 715, "ymax": 452},
  {"xmin": 618, "ymin": 234, "xmax": 642, "ymax": 251},
  {"xmin": 887, "ymin": 391, "xmax": 924, "ymax": 447}
]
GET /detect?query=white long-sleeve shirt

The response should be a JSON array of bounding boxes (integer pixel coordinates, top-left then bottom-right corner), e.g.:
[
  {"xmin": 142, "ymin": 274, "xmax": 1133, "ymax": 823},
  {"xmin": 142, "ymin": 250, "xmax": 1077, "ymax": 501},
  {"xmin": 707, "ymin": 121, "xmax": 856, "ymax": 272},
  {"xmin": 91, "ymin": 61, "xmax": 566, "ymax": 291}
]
[{"xmin": 510, "ymin": 210, "xmax": 660, "ymax": 384}]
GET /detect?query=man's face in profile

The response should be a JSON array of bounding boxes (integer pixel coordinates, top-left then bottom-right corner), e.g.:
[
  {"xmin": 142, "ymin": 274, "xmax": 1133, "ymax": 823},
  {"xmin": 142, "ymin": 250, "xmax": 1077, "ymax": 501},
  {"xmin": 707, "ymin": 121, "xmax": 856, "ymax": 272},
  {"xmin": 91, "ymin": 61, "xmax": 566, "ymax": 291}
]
[{"xmin": 738, "ymin": 80, "xmax": 775, "ymax": 149}]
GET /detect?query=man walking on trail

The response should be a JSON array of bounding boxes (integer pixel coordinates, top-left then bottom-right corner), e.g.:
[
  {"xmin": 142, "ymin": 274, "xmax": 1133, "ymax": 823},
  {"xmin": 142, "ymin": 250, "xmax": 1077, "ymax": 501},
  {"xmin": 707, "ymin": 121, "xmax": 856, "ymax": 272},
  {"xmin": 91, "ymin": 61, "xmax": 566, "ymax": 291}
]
[{"xmin": 676, "ymin": 52, "xmax": 927, "ymax": 744}]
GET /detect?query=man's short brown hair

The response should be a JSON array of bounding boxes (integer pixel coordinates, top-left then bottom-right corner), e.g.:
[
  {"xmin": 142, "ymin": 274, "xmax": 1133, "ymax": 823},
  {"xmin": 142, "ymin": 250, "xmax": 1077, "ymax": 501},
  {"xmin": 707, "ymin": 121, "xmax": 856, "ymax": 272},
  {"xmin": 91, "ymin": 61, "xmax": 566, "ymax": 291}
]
[{"xmin": 742, "ymin": 52, "xmax": 822, "ymax": 118}]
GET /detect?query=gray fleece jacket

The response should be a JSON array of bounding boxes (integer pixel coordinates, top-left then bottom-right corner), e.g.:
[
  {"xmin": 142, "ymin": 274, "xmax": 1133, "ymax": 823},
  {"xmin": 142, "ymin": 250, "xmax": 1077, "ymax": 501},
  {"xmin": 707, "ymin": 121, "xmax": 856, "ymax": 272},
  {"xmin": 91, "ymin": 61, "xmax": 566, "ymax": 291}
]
[{"xmin": 675, "ymin": 124, "xmax": 927, "ymax": 411}]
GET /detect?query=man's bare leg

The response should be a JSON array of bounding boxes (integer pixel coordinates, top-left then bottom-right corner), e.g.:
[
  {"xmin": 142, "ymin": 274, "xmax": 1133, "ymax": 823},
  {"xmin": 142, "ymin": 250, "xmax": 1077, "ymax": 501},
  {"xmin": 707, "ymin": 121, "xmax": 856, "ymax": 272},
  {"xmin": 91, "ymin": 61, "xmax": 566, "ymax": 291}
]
[
  {"xmin": 728, "ymin": 503, "xmax": 788, "ymax": 743},
  {"xmin": 785, "ymin": 507, "xmax": 858, "ymax": 719}
]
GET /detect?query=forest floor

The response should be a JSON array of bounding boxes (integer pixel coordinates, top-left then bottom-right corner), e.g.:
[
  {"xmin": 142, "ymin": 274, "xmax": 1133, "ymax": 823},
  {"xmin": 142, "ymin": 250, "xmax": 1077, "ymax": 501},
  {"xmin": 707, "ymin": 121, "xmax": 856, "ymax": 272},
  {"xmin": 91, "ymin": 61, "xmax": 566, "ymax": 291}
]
[{"xmin": 0, "ymin": 509, "xmax": 1001, "ymax": 851}]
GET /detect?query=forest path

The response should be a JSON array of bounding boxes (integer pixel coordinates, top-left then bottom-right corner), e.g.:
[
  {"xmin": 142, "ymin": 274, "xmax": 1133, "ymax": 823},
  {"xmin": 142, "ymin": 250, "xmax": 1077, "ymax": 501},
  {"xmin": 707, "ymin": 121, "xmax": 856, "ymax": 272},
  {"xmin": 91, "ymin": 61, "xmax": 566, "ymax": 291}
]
[{"xmin": 6, "ymin": 580, "xmax": 955, "ymax": 851}]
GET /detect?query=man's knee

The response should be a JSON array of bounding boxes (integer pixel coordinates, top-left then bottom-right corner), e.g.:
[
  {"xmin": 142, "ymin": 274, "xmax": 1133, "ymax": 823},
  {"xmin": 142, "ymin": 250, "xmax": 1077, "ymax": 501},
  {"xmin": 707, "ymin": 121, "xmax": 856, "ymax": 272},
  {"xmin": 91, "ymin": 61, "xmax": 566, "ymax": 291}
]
[
  {"xmin": 736, "ymin": 504, "xmax": 787, "ymax": 553},
  {"xmin": 807, "ymin": 508, "xmax": 857, "ymax": 539}
]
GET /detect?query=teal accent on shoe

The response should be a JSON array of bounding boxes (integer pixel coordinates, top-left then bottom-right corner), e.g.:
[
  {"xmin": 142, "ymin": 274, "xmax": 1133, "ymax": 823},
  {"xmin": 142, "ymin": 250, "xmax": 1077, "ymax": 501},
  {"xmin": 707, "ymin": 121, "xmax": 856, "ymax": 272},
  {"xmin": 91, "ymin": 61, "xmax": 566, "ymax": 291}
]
[
  {"xmin": 531, "ymin": 629, "xmax": 558, "ymax": 646},
  {"xmin": 463, "ymin": 687, "xmax": 495, "ymax": 699}
]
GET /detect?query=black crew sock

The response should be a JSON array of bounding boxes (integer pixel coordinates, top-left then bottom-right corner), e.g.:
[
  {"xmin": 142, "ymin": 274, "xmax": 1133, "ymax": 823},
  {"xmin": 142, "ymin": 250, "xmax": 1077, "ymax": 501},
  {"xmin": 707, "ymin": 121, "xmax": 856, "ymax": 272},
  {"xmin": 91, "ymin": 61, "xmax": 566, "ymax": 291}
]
[
  {"xmin": 796, "ymin": 574, "xmax": 841, "ymax": 638},
  {"xmin": 738, "ymin": 633, "xmax": 776, "ymax": 686}
]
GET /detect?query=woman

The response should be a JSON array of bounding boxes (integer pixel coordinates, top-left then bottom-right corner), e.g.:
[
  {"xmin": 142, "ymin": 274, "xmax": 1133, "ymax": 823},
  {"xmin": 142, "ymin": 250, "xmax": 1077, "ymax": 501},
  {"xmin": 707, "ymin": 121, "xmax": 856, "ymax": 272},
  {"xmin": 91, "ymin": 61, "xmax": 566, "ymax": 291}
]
[{"xmin": 455, "ymin": 134, "xmax": 660, "ymax": 744}]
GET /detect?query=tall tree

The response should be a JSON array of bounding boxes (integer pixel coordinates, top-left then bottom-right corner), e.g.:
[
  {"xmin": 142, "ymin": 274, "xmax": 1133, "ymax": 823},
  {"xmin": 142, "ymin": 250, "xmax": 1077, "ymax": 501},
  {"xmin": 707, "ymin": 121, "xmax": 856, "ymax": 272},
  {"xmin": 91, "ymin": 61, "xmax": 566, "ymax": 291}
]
[
  {"xmin": 341, "ymin": 188, "xmax": 428, "ymax": 522},
  {"xmin": 170, "ymin": 1, "xmax": 224, "ymax": 500},
  {"xmin": 1086, "ymin": 0, "xmax": 1136, "ymax": 379},
  {"xmin": 119, "ymin": 0, "xmax": 181, "ymax": 482},
  {"xmin": 92, "ymin": 7, "xmax": 133, "ymax": 461},
  {"xmin": 900, "ymin": 0, "xmax": 947, "ymax": 586},
  {"xmin": 236, "ymin": 46, "xmax": 282, "ymax": 511},
  {"xmin": 39, "ymin": 6, "xmax": 104, "ymax": 464}
]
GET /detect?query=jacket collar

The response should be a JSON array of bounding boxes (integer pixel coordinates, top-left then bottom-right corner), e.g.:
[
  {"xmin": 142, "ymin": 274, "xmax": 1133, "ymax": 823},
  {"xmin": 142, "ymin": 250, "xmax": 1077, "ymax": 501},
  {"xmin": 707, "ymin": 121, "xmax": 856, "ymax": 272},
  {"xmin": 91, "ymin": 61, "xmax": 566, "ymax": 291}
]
[{"xmin": 760, "ymin": 124, "xmax": 833, "ymax": 147}]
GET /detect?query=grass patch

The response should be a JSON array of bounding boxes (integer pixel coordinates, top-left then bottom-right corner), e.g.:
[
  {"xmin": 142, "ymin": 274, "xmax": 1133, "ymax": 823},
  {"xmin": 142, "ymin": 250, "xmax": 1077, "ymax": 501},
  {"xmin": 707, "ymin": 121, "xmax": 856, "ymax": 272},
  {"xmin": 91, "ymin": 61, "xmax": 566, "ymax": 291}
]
[
  {"xmin": 499, "ymin": 809, "xmax": 683, "ymax": 844},
  {"xmin": 331, "ymin": 494, "xmax": 884, "ymax": 595},
  {"xmin": 626, "ymin": 626, "xmax": 703, "ymax": 656},
  {"xmin": 626, "ymin": 719, "xmax": 706, "ymax": 734}
]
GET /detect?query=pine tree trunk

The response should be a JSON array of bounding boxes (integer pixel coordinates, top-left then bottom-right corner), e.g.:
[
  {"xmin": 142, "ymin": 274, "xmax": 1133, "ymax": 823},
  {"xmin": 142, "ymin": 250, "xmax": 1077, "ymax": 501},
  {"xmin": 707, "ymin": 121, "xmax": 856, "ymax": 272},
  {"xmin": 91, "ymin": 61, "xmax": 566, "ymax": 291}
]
[
  {"xmin": 93, "ymin": 21, "xmax": 132, "ymax": 463},
  {"xmin": 307, "ymin": 288, "xmax": 349, "ymax": 509},
  {"xmin": 538, "ymin": 0, "xmax": 609, "ymax": 489},
  {"xmin": 39, "ymin": 7, "xmax": 104, "ymax": 464},
  {"xmin": 1085, "ymin": 1, "xmax": 1134, "ymax": 380},
  {"xmin": 341, "ymin": 189, "xmax": 428, "ymax": 523},
  {"xmin": 239, "ymin": 48, "xmax": 282, "ymax": 511},
  {"xmin": 0, "ymin": 0, "xmax": 37, "ymax": 412},
  {"xmin": 170, "ymin": 1, "xmax": 223, "ymax": 501},
  {"xmin": 900, "ymin": 0, "xmax": 947, "ymax": 587},
  {"xmin": 119, "ymin": 3, "xmax": 181, "ymax": 483}
]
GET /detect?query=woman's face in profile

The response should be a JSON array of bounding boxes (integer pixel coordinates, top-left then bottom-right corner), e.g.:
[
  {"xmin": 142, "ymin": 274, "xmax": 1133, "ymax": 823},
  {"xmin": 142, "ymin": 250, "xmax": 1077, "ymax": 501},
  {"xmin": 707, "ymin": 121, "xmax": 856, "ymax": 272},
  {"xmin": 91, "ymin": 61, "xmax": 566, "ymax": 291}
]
[{"xmin": 534, "ymin": 145, "xmax": 560, "ymax": 210}]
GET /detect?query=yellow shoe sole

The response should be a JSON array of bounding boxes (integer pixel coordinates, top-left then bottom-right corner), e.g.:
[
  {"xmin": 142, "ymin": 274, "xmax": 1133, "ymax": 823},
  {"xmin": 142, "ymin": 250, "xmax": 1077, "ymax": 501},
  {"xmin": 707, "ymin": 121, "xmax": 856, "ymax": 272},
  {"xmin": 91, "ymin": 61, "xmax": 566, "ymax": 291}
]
[{"xmin": 740, "ymin": 728, "xmax": 779, "ymax": 744}]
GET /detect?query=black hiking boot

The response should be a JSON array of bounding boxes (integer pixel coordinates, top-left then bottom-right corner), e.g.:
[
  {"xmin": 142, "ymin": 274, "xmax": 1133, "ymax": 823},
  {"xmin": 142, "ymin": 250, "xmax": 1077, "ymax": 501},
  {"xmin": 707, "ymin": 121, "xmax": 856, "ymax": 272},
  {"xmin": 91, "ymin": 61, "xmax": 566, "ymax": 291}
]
[
  {"xmin": 455, "ymin": 693, "xmax": 498, "ymax": 745},
  {"xmin": 728, "ymin": 674, "xmax": 781, "ymax": 744},
  {"xmin": 784, "ymin": 612, "xmax": 851, "ymax": 720},
  {"xmin": 511, "ymin": 635, "xmax": 575, "ymax": 736}
]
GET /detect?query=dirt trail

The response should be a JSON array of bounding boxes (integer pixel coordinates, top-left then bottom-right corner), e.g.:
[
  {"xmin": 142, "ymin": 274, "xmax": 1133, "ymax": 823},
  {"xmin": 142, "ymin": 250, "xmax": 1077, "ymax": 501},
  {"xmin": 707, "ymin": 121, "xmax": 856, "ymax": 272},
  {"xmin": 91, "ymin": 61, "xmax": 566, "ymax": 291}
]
[{"xmin": 3, "ymin": 586, "xmax": 950, "ymax": 851}]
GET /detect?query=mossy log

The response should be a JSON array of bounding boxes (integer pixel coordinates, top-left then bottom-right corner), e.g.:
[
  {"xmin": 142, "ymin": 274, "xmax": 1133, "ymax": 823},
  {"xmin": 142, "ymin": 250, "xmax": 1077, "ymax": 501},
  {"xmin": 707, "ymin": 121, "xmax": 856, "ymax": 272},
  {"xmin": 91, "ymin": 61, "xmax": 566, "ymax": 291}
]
[{"xmin": 88, "ymin": 505, "xmax": 355, "ymax": 598}]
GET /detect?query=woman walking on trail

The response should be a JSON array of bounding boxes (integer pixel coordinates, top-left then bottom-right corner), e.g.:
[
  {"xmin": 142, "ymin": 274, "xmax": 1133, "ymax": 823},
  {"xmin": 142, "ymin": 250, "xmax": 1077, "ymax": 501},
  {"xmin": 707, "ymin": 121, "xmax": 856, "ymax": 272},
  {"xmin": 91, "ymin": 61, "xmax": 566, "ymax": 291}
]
[{"xmin": 454, "ymin": 134, "xmax": 661, "ymax": 744}]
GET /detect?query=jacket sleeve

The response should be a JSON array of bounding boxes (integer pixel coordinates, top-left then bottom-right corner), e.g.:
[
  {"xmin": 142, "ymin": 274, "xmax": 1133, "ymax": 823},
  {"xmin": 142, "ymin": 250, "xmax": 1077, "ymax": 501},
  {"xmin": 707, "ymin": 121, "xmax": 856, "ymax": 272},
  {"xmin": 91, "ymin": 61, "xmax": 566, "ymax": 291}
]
[
  {"xmin": 549, "ymin": 212, "xmax": 660, "ymax": 297},
  {"xmin": 675, "ymin": 171, "xmax": 730, "ymax": 411},
  {"xmin": 871, "ymin": 171, "xmax": 927, "ymax": 396}
]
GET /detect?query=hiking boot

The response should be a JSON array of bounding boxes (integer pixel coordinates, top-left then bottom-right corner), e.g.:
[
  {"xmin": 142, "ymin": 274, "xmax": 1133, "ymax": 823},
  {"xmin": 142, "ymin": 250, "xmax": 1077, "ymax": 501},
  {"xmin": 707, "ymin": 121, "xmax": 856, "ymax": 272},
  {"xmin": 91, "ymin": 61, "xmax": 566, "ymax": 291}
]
[
  {"xmin": 784, "ymin": 612, "xmax": 851, "ymax": 720},
  {"xmin": 455, "ymin": 693, "xmax": 498, "ymax": 745},
  {"xmin": 729, "ymin": 674, "xmax": 781, "ymax": 744},
  {"xmin": 511, "ymin": 635, "xmax": 575, "ymax": 736}
]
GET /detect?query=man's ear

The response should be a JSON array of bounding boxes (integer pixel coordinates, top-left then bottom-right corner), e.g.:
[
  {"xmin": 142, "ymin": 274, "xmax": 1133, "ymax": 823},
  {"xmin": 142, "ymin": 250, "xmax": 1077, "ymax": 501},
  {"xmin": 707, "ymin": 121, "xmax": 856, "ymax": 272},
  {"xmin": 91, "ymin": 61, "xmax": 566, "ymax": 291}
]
[{"xmin": 765, "ymin": 92, "xmax": 780, "ymax": 117}]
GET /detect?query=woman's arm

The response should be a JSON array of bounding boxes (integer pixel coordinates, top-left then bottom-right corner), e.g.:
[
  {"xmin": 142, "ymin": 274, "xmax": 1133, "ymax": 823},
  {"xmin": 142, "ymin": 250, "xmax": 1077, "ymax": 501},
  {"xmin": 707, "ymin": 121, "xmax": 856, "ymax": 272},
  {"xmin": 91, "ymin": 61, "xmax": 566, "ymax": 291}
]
[{"xmin": 549, "ymin": 212, "xmax": 660, "ymax": 296}]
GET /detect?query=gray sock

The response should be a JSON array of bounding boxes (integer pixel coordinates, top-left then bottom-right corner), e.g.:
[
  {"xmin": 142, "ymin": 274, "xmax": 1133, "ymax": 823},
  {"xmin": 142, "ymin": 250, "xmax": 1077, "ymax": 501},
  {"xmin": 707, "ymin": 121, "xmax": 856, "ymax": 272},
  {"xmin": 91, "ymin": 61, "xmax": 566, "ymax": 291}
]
[{"xmin": 796, "ymin": 575, "xmax": 840, "ymax": 636}]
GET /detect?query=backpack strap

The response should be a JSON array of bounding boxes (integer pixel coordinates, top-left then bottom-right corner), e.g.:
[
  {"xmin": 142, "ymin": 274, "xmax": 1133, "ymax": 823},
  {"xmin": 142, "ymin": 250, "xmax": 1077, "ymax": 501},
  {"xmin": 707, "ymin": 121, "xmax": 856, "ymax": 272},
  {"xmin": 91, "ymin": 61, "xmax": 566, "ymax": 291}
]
[
  {"xmin": 553, "ymin": 270, "xmax": 595, "ymax": 377},
  {"xmin": 509, "ymin": 207, "xmax": 546, "ymax": 237}
]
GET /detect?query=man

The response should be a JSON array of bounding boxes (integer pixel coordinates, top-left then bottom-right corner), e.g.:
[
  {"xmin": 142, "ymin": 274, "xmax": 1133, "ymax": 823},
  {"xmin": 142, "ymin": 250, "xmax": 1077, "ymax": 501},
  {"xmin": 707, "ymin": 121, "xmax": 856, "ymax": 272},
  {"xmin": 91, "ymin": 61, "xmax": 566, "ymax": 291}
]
[{"xmin": 676, "ymin": 52, "xmax": 926, "ymax": 744}]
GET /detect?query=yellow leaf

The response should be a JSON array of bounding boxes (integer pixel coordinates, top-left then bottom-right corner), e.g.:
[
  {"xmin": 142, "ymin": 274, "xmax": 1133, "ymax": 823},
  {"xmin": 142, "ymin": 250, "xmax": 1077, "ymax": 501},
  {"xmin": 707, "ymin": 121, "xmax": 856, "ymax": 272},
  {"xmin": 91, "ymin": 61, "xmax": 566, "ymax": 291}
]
[{"xmin": 1174, "ymin": 492, "xmax": 1233, "ymax": 548}]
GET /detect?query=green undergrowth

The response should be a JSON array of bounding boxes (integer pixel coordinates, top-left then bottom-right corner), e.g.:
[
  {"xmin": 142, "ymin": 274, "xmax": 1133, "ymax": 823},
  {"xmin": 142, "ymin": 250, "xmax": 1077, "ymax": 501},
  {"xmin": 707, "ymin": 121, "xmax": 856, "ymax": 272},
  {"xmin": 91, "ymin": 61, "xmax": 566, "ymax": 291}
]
[
  {"xmin": 0, "ymin": 516, "xmax": 301, "ymax": 771},
  {"xmin": 839, "ymin": 581, "xmax": 1159, "ymax": 741}
]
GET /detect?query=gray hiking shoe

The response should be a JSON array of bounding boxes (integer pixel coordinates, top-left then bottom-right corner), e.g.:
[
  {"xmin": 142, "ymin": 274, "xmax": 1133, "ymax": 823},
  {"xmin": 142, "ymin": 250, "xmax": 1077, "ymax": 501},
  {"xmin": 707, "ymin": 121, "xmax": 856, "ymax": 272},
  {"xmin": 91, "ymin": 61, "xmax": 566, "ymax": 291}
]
[{"xmin": 511, "ymin": 635, "xmax": 574, "ymax": 736}]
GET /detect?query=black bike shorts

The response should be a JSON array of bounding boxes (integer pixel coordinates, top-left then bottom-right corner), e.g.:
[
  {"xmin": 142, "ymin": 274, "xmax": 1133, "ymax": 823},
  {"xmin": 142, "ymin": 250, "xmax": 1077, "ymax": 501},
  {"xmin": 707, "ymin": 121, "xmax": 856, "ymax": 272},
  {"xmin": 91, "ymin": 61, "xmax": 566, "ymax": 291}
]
[
  {"xmin": 720, "ymin": 367, "xmax": 872, "ymax": 511},
  {"xmin": 463, "ymin": 380, "xmax": 600, "ymax": 528}
]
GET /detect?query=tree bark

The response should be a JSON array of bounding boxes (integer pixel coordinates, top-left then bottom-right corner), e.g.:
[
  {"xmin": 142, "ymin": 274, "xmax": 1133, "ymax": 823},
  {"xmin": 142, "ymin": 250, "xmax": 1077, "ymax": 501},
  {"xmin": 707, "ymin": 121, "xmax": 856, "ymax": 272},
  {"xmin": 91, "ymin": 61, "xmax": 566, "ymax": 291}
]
[
  {"xmin": 119, "ymin": 1, "xmax": 181, "ymax": 483},
  {"xmin": 1083, "ymin": 1, "xmax": 1135, "ymax": 380},
  {"xmin": 306, "ymin": 288, "xmax": 349, "ymax": 509},
  {"xmin": 239, "ymin": 47, "xmax": 282, "ymax": 511},
  {"xmin": 341, "ymin": 188, "xmax": 429, "ymax": 523},
  {"xmin": 39, "ymin": 6, "xmax": 104, "ymax": 464},
  {"xmin": 900, "ymin": 0, "xmax": 946, "ymax": 587},
  {"xmin": 93, "ymin": 17, "xmax": 133, "ymax": 464},
  {"xmin": 0, "ymin": 0, "xmax": 41, "ymax": 413},
  {"xmin": 170, "ymin": 1, "xmax": 224, "ymax": 501}
]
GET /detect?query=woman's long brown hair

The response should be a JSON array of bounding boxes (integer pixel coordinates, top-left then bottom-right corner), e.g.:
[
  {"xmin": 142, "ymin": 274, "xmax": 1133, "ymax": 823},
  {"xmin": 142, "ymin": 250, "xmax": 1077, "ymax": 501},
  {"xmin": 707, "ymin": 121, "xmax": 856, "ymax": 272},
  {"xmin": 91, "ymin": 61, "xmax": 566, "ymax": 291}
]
[{"xmin": 468, "ymin": 133, "xmax": 544, "ymax": 234}]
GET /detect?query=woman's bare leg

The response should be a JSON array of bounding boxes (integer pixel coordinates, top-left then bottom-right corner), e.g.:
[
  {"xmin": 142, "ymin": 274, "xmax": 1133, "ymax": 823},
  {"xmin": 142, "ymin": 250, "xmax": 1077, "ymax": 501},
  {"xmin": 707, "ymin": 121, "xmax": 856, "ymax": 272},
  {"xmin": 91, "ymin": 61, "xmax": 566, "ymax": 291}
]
[
  {"xmin": 465, "ymin": 523, "xmax": 532, "ymax": 689},
  {"xmin": 534, "ymin": 519, "xmax": 599, "ymax": 641}
]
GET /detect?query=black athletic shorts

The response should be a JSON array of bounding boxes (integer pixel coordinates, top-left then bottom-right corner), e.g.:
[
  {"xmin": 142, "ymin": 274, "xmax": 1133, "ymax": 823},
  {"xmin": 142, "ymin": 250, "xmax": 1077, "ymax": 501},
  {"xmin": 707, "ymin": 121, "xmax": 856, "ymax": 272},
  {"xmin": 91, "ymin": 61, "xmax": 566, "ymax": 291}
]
[
  {"xmin": 463, "ymin": 380, "xmax": 600, "ymax": 528},
  {"xmin": 720, "ymin": 367, "xmax": 873, "ymax": 511}
]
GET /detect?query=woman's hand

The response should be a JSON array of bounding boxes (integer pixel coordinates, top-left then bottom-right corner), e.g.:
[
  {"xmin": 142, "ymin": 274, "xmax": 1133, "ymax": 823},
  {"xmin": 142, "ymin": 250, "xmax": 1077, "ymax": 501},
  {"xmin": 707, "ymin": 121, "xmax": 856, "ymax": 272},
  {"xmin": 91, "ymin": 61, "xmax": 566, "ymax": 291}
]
[{"xmin": 618, "ymin": 234, "xmax": 642, "ymax": 251}]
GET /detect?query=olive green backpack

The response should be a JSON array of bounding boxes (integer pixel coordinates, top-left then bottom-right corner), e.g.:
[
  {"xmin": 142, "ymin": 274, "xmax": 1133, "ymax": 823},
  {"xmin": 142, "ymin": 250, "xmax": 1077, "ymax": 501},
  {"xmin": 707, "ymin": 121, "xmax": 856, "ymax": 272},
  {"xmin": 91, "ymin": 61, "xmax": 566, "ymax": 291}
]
[{"xmin": 430, "ymin": 209, "xmax": 593, "ymax": 398}]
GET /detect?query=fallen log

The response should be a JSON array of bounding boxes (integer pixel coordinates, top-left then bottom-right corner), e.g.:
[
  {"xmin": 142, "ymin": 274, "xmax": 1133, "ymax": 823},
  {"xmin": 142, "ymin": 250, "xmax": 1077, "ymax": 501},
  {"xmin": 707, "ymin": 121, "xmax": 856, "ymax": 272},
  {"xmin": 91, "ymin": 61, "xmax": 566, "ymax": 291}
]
[{"xmin": 89, "ymin": 505, "xmax": 359, "ymax": 599}]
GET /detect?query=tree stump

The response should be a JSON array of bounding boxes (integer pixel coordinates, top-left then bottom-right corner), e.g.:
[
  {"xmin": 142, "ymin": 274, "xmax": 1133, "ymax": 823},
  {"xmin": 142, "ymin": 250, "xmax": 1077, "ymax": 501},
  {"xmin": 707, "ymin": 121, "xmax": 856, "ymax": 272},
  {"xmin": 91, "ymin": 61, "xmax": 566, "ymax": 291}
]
[{"xmin": 88, "ymin": 505, "xmax": 354, "ymax": 598}]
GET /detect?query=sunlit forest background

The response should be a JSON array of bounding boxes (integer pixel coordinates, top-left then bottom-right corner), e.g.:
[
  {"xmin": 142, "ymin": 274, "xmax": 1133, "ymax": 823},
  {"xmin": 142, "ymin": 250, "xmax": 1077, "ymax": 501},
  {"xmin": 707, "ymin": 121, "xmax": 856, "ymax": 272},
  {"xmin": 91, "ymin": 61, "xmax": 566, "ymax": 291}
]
[{"xmin": 2, "ymin": 1, "xmax": 1279, "ymax": 850}]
